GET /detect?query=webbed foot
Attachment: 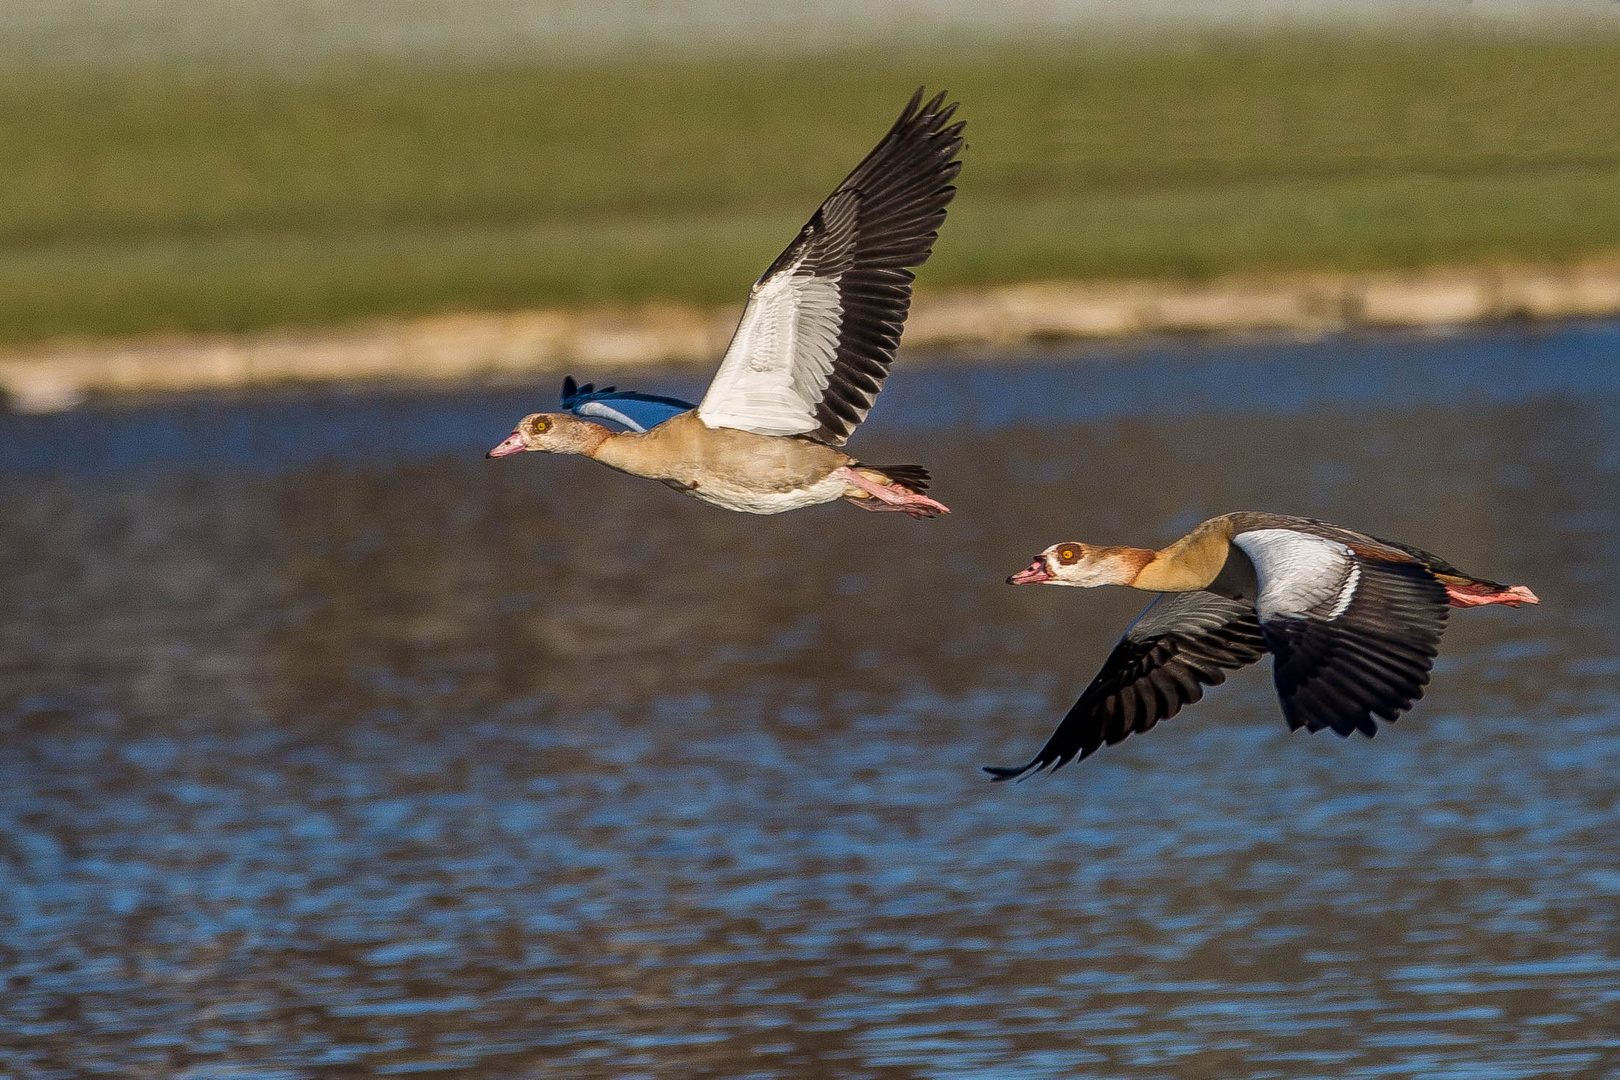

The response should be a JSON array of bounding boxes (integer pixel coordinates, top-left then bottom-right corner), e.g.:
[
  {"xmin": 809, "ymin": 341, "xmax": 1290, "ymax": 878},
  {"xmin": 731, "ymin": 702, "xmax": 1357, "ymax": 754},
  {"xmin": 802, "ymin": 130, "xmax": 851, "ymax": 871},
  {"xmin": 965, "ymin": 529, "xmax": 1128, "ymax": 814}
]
[{"xmin": 833, "ymin": 466, "xmax": 951, "ymax": 519}]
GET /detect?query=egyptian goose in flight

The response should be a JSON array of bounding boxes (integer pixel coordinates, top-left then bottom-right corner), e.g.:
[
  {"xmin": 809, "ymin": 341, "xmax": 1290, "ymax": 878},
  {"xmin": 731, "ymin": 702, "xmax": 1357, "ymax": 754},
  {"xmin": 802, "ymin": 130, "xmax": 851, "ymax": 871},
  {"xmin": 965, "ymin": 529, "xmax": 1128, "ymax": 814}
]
[
  {"xmin": 486, "ymin": 90, "xmax": 965, "ymax": 518},
  {"xmin": 988, "ymin": 513, "xmax": 1539, "ymax": 780}
]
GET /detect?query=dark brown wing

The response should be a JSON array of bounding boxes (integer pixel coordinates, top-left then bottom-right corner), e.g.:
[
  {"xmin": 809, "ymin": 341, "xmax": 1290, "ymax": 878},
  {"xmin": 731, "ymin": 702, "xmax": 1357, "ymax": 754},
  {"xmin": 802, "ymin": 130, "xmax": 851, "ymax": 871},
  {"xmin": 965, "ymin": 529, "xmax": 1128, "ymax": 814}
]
[
  {"xmin": 985, "ymin": 592, "xmax": 1267, "ymax": 781},
  {"xmin": 1262, "ymin": 559, "xmax": 1449, "ymax": 736},
  {"xmin": 696, "ymin": 89, "xmax": 965, "ymax": 444},
  {"xmin": 1233, "ymin": 528, "xmax": 1450, "ymax": 738},
  {"xmin": 1365, "ymin": 533, "xmax": 1508, "ymax": 590}
]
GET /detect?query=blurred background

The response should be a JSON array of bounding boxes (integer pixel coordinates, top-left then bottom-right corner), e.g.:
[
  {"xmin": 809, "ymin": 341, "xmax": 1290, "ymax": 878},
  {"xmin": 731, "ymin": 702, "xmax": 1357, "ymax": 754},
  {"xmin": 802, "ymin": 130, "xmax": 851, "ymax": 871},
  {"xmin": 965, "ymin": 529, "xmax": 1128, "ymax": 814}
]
[
  {"xmin": 3, "ymin": 0, "xmax": 1620, "ymax": 343},
  {"xmin": 3, "ymin": 3, "xmax": 1620, "ymax": 1079}
]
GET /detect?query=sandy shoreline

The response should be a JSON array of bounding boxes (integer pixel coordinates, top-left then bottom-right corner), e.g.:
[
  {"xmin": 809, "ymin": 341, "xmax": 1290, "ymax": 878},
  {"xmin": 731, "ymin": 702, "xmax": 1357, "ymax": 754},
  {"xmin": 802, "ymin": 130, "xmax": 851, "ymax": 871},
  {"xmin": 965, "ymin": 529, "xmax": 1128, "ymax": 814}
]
[{"xmin": 5, "ymin": 259, "xmax": 1620, "ymax": 412}]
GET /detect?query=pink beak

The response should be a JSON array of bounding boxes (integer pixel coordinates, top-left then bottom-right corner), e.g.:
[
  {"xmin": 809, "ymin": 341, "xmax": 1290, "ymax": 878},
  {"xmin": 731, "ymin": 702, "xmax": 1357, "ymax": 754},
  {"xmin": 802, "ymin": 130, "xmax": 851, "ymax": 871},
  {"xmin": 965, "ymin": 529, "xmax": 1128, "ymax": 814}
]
[
  {"xmin": 1008, "ymin": 556, "xmax": 1055, "ymax": 585},
  {"xmin": 486, "ymin": 432, "xmax": 526, "ymax": 458}
]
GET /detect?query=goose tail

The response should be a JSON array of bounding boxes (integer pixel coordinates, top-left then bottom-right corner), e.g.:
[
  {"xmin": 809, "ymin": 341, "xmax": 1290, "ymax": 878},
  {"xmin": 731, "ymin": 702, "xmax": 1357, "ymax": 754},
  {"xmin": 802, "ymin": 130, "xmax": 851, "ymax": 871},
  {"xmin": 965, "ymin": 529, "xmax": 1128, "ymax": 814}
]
[{"xmin": 859, "ymin": 463, "xmax": 931, "ymax": 494}]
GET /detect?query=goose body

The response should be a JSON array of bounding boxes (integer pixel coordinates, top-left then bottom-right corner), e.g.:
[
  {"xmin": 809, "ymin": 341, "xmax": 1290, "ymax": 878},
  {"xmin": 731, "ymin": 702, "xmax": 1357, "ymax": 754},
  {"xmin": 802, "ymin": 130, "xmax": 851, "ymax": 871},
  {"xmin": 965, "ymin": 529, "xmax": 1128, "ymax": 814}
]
[
  {"xmin": 594, "ymin": 411, "xmax": 858, "ymax": 515},
  {"xmin": 990, "ymin": 512, "xmax": 1539, "ymax": 780},
  {"xmin": 487, "ymin": 90, "xmax": 965, "ymax": 519}
]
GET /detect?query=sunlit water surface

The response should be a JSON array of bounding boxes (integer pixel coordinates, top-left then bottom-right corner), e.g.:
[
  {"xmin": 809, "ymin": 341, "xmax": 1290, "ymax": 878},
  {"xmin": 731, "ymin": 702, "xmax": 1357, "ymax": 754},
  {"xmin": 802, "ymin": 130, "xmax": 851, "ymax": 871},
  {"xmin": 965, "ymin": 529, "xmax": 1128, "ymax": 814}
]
[{"xmin": 1, "ymin": 324, "xmax": 1617, "ymax": 1078}]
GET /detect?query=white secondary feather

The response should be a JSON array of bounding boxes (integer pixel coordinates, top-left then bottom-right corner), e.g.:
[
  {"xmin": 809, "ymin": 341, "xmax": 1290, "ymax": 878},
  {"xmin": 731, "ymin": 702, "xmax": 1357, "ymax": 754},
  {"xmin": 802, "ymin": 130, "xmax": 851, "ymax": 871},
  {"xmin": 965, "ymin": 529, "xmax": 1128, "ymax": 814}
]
[
  {"xmin": 575, "ymin": 400, "xmax": 647, "ymax": 432},
  {"xmin": 1233, "ymin": 529, "xmax": 1357, "ymax": 622},
  {"xmin": 697, "ymin": 257, "xmax": 844, "ymax": 436},
  {"xmin": 1327, "ymin": 563, "xmax": 1361, "ymax": 619}
]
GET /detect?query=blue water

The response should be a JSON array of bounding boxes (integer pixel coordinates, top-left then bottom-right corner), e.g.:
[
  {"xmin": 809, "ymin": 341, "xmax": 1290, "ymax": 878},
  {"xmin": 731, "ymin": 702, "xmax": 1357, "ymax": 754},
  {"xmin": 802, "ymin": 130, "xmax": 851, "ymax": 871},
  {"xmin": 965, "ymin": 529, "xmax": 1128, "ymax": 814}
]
[
  {"xmin": 0, "ymin": 322, "xmax": 1616, "ymax": 1078},
  {"xmin": 8, "ymin": 321, "xmax": 1620, "ymax": 477}
]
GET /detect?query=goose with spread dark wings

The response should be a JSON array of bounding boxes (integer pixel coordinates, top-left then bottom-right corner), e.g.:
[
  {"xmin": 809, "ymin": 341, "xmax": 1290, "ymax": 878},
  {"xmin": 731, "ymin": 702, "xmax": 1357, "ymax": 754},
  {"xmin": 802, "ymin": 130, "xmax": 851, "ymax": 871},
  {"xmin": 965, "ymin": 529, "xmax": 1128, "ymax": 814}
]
[
  {"xmin": 989, "ymin": 513, "xmax": 1539, "ymax": 780},
  {"xmin": 487, "ymin": 90, "xmax": 964, "ymax": 518}
]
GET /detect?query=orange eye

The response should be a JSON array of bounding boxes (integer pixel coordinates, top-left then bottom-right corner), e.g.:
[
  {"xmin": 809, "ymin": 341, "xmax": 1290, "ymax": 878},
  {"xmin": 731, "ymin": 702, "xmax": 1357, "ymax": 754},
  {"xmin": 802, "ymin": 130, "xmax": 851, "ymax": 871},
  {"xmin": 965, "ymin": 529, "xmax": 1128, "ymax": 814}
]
[
  {"xmin": 530, "ymin": 417, "xmax": 550, "ymax": 435},
  {"xmin": 1058, "ymin": 548, "xmax": 1077, "ymax": 563}
]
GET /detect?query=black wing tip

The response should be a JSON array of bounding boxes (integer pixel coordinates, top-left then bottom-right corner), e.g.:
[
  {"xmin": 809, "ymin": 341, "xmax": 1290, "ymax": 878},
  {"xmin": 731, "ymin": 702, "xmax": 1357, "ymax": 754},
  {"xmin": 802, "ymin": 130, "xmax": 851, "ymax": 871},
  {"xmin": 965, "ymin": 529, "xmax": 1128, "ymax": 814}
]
[
  {"xmin": 902, "ymin": 85, "xmax": 949, "ymax": 111},
  {"xmin": 560, "ymin": 375, "xmax": 622, "ymax": 408},
  {"xmin": 1299, "ymin": 718, "xmax": 1382, "ymax": 739},
  {"xmin": 983, "ymin": 754, "xmax": 1070, "ymax": 782},
  {"xmin": 1277, "ymin": 661, "xmax": 1424, "ymax": 739},
  {"xmin": 895, "ymin": 86, "xmax": 964, "ymax": 138}
]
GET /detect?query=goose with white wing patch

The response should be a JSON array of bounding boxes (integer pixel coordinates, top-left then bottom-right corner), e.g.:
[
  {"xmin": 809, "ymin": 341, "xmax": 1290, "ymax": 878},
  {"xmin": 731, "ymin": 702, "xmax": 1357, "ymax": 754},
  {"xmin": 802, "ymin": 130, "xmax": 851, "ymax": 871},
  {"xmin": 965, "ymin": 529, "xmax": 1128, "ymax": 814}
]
[
  {"xmin": 486, "ymin": 90, "xmax": 964, "ymax": 519},
  {"xmin": 988, "ymin": 513, "xmax": 1539, "ymax": 780}
]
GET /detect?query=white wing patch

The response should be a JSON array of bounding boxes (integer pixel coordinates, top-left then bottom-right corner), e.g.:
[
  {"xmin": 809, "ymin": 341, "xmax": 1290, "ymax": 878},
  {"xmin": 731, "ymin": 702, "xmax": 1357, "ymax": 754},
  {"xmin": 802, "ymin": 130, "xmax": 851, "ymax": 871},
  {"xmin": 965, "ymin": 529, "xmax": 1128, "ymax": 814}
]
[
  {"xmin": 1233, "ymin": 529, "xmax": 1356, "ymax": 622},
  {"xmin": 1327, "ymin": 563, "xmax": 1361, "ymax": 619},
  {"xmin": 696, "ymin": 259, "xmax": 844, "ymax": 437},
  {"xmin": 575, "ymin": 400, "xmax": 648, "ymax": 432}
]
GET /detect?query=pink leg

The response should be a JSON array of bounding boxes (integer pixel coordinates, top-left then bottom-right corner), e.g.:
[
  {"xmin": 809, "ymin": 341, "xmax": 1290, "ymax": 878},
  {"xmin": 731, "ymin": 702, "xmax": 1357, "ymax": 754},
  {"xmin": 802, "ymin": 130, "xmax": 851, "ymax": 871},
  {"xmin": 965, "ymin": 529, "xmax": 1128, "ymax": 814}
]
[
  {"xmin": 1445, "ymin": 583, "xmax": 1540, "ymax": 608},
  {"xmin": 833, "ymin": 466, "xmax": 951, "ymax": 519}
]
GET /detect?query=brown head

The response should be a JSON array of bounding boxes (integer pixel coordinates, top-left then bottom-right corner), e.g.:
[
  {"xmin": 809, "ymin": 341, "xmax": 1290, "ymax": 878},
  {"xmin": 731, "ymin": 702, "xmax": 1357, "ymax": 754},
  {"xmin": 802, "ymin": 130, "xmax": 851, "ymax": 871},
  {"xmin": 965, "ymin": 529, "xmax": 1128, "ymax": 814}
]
[
  {"xmin": 1007, "ymin": 542, "xmax": 1154, "ymax": 587},
  {"xmin": 486, "ymin": 413, "xmax": 609, "ymax": 459}
]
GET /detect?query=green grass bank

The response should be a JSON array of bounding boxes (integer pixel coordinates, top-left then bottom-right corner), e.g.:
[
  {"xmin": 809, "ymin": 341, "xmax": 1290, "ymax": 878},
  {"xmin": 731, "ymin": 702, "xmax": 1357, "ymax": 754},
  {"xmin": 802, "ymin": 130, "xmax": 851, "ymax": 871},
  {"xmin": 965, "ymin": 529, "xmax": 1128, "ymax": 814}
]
[{"xmin": 7, "ymin": 31, "xmax": 1620, "ymax": 344}]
